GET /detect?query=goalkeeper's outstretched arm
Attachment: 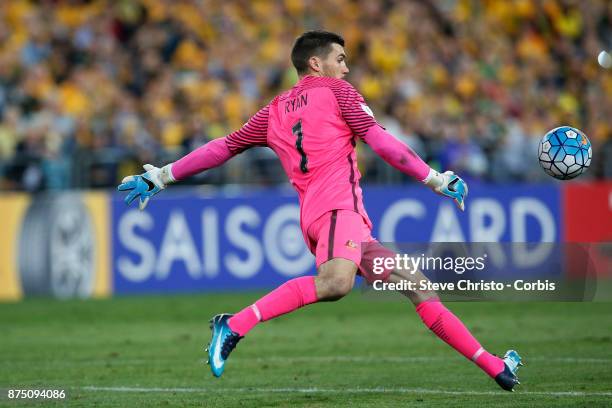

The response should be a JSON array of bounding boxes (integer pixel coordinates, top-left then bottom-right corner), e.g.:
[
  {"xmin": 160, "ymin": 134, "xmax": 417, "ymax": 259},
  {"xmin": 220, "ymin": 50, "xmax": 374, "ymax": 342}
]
[
  {"xmin": 361, "ymin": 125, "xmax": 468, "ymax": 210},
  {"xmin": 118, "ymin": 105, "xmax": 271, "ymax": 210},
  {"xmin": 169, "ymin": 137, "xmax": 235, "ymax": 180},
  {"xmin": 116, "ymin": 137, "xmax": 238, "ymax": 210}
]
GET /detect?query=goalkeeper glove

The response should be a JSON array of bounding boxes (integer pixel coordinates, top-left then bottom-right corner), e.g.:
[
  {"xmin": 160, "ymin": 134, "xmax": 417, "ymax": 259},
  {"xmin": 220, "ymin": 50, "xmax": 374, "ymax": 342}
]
[
  {"xmin": 117, "ymin": 164, "xmax": 175, "ymax": 210},
  {"xmin": 425, "ymin": 170, "xmax": 468, "ymax": 211}
]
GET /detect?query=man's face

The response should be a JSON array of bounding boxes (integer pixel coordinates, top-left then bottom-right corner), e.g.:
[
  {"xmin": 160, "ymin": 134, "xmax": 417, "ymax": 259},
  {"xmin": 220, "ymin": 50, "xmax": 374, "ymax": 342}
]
[{"xmin": 312, "ymin": 43, "xmax": 349, "ymax": 79}]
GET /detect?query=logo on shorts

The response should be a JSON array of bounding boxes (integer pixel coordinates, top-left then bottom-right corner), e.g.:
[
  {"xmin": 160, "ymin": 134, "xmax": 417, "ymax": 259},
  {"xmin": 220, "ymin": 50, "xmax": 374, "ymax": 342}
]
[{"xmin": 345, "ymin": 240, "xmax": 358, "ymax": 250}]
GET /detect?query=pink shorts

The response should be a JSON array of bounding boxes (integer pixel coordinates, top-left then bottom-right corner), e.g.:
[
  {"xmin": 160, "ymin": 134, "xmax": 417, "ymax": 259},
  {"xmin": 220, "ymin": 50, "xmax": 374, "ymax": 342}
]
[{"xmin": 306, "ymin": 210, "xmax": 395, "ymax": 283}]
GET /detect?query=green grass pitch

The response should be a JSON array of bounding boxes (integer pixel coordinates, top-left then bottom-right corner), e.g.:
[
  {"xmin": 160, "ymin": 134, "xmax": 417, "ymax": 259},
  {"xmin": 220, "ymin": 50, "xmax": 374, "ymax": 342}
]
[{"xmin": 1, "ymin": 292, "xmax": 611, "ymax": 407}]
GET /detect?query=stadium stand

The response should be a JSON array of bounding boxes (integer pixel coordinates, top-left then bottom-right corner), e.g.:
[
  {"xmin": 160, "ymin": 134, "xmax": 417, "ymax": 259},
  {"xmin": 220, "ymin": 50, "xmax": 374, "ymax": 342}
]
[{"xmin": 0, "ymin": 0, "xmax": 610, "ymax": 191}]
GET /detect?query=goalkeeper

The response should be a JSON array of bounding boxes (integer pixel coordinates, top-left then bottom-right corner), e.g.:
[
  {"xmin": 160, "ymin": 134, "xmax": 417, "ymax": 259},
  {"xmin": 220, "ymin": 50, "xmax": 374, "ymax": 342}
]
[{"xmin": 118, "ymin": 30, "xmax": 522, "ymax": 391}]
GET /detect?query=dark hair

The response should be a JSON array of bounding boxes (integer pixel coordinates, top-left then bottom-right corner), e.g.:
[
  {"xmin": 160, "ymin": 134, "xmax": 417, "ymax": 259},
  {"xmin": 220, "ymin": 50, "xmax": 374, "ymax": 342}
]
[{"xmin": 291, "ymin": 30, "xmax": 345, "ymax": 75}]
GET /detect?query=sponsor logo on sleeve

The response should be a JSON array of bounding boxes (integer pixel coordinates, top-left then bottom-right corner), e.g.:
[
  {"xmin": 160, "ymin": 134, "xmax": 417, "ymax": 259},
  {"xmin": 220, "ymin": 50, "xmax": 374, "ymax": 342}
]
[{"xmin": 360, "ymin": 103, "xmax": 374, "ymax": 118}]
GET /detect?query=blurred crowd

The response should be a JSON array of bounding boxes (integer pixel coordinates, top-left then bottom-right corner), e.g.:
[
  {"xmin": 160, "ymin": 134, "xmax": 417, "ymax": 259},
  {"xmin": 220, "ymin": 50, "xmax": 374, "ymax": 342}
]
[{"xmin": 0, "ymin": 0, "xmax": 610, "ymax": 191}]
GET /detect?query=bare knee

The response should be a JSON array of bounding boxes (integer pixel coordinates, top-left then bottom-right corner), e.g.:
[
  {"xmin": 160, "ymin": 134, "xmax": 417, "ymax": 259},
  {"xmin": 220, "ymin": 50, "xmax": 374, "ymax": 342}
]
[
  {"xmin": 318, "ymin": 274, "xmax": 354, "ymax": 301},
  {"xmin": 387, "ymin": 270, "xmax": 438, "ymax": 305},
  {"xmin": 315, "ymin": 258, "xmax": 357, "ymax": 301}
]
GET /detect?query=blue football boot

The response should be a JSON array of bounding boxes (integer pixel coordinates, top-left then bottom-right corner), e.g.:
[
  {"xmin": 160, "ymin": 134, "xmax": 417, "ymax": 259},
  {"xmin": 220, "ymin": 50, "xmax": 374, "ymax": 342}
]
[
  {"xmin": 494, "ymin": 350, "xmax": 523, "ymax": 392},
  {"xmin": 205, "ymin": 314, "xmax": 243, "ymax": 377}
]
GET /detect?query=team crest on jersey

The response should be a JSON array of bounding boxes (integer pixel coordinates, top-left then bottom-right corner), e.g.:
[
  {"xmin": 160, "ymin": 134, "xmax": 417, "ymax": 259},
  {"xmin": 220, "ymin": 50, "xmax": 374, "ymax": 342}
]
[
  {"xmin": 360, "ymin": 103, "xmax": 374, "ymax": 118},
  {"xmin": 345, "ymin": 240, "xmax": 358, "ymax": 250}
]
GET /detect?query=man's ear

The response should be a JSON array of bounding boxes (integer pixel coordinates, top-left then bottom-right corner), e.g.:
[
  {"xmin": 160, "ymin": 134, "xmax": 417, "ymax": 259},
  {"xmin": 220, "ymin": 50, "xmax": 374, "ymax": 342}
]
[{"xmin": 308, "ymin": 56, "xmax": 322, "ymax": 73}]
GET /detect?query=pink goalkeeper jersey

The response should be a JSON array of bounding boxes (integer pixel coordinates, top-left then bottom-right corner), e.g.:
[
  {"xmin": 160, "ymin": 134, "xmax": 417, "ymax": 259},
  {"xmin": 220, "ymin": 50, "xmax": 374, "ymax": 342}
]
[{"xmin": 225, "ymin": 75, "xmax": 380, "ymax": 238}]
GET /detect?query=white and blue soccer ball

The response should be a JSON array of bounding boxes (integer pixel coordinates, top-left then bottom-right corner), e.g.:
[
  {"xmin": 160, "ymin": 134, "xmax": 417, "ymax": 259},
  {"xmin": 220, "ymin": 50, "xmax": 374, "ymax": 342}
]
[{"xmin": 538, "ymin": 126, "xmax": 592, "ymax": 180}]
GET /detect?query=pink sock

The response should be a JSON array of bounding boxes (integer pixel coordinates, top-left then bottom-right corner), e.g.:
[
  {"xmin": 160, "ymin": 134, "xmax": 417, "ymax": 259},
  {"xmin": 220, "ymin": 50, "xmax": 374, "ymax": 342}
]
[
  {"xmin": 228, "ymin": 276, "xmax": 318, "ymax": 336},
  {"xmin": 416, "ymin": 299, "xmax": 505, "ymax": 378}
]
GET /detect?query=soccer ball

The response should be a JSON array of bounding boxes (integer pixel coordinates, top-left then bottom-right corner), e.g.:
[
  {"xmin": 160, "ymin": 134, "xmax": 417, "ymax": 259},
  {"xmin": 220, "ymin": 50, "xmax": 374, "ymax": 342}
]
[{"xmin": 538, "ymin": 126, "xmax": 592, "ymax": 180}]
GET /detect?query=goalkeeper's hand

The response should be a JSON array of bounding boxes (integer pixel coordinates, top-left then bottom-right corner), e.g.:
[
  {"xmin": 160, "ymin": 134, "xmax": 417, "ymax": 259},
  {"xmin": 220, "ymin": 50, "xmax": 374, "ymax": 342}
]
[
  {"xmin": 430, "ymin": 170, "xmax": 468, "ymax": 211},
  {"xmin": 117, "ymin": 164, "xmax": 174, "ymax": 210}
]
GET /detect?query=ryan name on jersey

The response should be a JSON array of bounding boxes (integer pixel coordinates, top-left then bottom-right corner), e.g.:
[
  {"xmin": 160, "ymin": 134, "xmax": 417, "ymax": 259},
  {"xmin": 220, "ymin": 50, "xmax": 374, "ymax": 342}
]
[{"xmin": 284, "ymin": 93, "xmax": 309, "ymax": 113}]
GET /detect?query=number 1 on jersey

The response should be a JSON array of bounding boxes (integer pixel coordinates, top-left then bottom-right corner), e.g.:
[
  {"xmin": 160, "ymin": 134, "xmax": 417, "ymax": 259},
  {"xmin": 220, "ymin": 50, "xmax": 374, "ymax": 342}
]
[{"xmin": 292, "ymin": 120, "xmax": 309, "ymax": 173}]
